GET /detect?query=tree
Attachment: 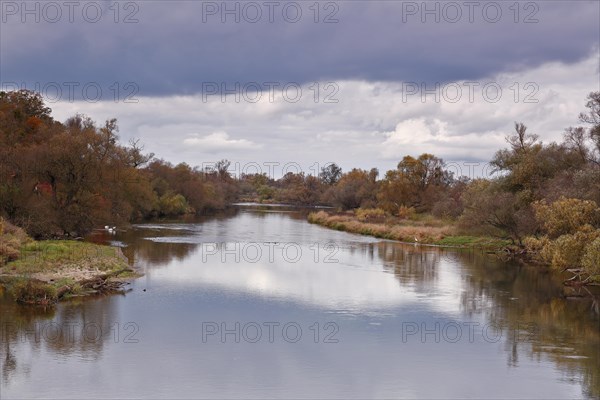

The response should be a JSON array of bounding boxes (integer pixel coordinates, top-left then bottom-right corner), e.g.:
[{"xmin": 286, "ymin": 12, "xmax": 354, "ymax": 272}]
[
  {"xmin": 324, "ymin": 168, "xmax": 378, "ymax": 210},
  {"xmin": 577, "ymin": 91, "xmax": 600, "ymax": 165},
  {"xmin": 0, "ymin": 90, "xmax": 231, "ymax": 236},
  {"xmin": 459, "ymin": 179, "xmax": 537, "ymax": 244},
  {"xmin": 507, "ymin": 122, "xmax": 539, "ymax": 151},
  {"xmin": 492, "ymin": 123, "xmax": 584, "ymax": 199},
  {"xmin": 319, "ymin": 163, "xmax": 342, "ymax": 185},
  {"xmin": 126, "ymin": 139, "xmax": 155, "ymax": 168},
  {"xmin": 378, "ymin": 154, "xmax": 452, "ymax": 213},
  {"xmin": 275, "ymin": 172, "xmax": 324, "ymax": 205},
  {"xmin": 579, "ymin": 92, "xmax": 600, "ymax": 138},
  {"xmin": 214, "ymin": 159, "xmax": 232, "ymax": 181}
]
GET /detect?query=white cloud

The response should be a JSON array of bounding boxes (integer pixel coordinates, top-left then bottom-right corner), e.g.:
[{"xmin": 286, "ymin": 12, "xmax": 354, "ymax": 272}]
[
  {"xmin": 183, "ymin": 131, "xmax": 261, "ymax": 152},
  {"xmin": 381, "ymin": 118, "xmax": 506, "ymax": 161},
  {"xmin": 49, "ymin": 52, "xmax": 599, "ymax": 176}
]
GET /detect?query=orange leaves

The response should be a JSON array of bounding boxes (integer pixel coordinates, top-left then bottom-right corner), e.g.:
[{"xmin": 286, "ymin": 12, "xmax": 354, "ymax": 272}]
[{"xmin": 25, "ymin": 116, "xmax": 43, "ymax": 130}]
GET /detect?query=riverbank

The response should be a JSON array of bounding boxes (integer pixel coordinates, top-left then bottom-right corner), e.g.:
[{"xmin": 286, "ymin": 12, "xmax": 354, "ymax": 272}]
[
  {"xmin": 307, "ymin": 210, "xmax": 510, "ymax": 250},
  {"xmin": 0, "ymin": 240, "xmax": 138, "ymax": 305}
]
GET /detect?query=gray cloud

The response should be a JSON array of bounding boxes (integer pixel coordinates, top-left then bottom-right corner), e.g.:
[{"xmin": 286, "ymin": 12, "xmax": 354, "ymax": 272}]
[
  {"xmin": 1, "ymin": 1, "xmax": 598, "ymax": 97},
  {"xmin": 47, "ymin": 53, "xmax": 598, "ymax": 177}
]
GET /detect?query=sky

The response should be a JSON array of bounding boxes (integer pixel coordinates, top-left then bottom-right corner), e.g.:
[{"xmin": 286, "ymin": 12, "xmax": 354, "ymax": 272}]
[{"xmin": 1, "ymin": 0, "xmax": 599, "ymax": 178}]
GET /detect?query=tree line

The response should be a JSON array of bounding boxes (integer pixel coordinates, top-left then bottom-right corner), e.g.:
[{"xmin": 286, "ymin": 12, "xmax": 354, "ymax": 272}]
[
  {"xmin": 1, "ymin": 90, "xmax": 599, "ymax": 278},
  {"xmin": 0, "ymin": 90, "xmax": 236, "ymax": 238}
]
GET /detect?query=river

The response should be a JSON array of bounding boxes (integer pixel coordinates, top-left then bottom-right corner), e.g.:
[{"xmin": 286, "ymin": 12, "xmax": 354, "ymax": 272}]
[{"xmin": 1, "ymin": 205, "xmax": 598, "ymax": 398}]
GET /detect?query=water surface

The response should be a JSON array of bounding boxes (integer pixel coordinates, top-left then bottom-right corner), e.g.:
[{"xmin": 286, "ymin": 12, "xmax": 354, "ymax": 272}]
[{"xmin": 1, "ymin": 206, "xmax": 599, "ymax": 398}]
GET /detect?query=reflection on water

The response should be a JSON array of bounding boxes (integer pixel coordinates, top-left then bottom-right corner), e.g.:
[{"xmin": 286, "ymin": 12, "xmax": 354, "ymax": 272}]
[{"xmin": 1, "ymin": 206, "xmax": 598, "ymax": 398}]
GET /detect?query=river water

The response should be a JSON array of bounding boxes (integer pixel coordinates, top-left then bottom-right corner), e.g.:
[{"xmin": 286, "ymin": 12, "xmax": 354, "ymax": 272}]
[{"xmin": 1, "ymin": 205, "xmax": 599, "ymax": 398}]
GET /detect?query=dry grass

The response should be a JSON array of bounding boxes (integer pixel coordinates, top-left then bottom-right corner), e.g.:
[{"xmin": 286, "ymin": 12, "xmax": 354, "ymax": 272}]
[
  {"xmin": 0, "ymin": 218, "xmax": 32, "ymax": 265},
  {"xmin": 308, "ymin": 211, "xmax": 510, "ymax": 249},
  {"xmin": 308, "ymin": 210, "xmax": 455, "ymax": 243}
]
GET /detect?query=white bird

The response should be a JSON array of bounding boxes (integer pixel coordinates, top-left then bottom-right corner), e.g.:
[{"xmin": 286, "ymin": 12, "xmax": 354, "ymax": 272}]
[
  {"xmin": 104, "ymin": 225, "xmax": 109, "ymax": 230},
  {"xmin": 414, "ymin": 237, "xmax": 419, "ymax": 242}
]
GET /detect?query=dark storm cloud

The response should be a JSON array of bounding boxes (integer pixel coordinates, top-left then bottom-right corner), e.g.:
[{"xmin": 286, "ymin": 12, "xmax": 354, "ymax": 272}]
[{"xmin": 1, "ymin": 0, "xmax": 598, "ymax": 97}]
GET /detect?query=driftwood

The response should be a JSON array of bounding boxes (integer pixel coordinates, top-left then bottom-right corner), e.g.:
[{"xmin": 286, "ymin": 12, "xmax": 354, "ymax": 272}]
[
  {"xmin": 56, "ymin": 268, "xmax": 135, "ymax": 300},
  {"xmin": 81, "ymin": 269, "xmax": 131, "ymax": 292},
  {"xmin": 497, "ymin": 246, "xmax": 530, "ymax": 262},
  {"xmin": 563, "ymin": 268, "xmax": 600, "ymax": 286}
]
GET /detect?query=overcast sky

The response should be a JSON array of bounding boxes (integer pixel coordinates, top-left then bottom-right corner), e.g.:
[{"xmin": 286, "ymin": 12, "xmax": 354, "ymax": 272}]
[{"xmin": 1, "ymin": 0, "xmax": 599, "ymax": 177}]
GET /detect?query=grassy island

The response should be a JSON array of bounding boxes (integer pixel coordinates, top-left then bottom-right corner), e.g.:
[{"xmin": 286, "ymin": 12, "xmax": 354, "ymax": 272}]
[{"xmin": 0, "ymin": 220, "xmax": 138, "ymax": 305}]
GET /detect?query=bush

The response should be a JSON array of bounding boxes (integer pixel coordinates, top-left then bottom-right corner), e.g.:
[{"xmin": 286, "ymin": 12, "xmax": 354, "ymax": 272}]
[
  {"xmin": 526, "ymin": 224, "xmax": 600, "ymax": 273},
  {"xmin": 8, "ymin": 278, "xmax": 58, "ymax": 304},
  {"xmin": 0, "ymin": 218, "xmax": 31, "ymax": 264},
  {"xmin": 582, "ymin": 237, "xmax": 600, "ymax": 277},
  {"xmin": 355, "ymin": 208, "xmax": 386, "ymax": 222},
  {"xmin": 397, "ymin": 206, "xmax": 416, "ymax": 220},
  {"xmin": 459, "ymin": 180, "xmax": 537, "ymax": 242},
  {"xmin": 158, "ymin": 193, "xmax": 191, "ymax": 216},
  {"xmin": 533, "ymin": 197, "xmax": 600, "ymax": 238},
  {"xmin": 523, "ymin": 236, "xmax": 550, "ymax": 261},
  {"xmin": 526, "ymin": 197, "xmax": 600, "ymax": 278},
  {"xmin": 549, "ymin": 232, "xmax": 590, "ymax": 270},
  {"xmin": 431, "ymin": 198, "xmax": 463, "ymax": 219}
]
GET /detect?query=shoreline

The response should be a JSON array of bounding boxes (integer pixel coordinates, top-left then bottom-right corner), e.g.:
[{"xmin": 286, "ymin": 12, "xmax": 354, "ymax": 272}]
[
  {"xmin": 0, "ymin": 241, "xmax": 140, "ymax": 305},
  {"xmin": 307, "ymin": 210, "xmax": 511, "ymax": 251}
]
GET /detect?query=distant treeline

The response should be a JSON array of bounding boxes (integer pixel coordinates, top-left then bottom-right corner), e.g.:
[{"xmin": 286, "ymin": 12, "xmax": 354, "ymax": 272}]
[
  {"xmin": 1, "ymin": 90, "xmax": 600, "ymax": 279},
  {"xmin": 241, "ymin": 92, "xmax": 600, "ymax": 239}
]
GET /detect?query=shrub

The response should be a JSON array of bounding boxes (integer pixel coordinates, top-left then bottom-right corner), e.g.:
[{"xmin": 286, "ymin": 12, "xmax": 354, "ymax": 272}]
[
  {"xmin": 158, "ymin": 193, "xmax": 191, "ymax": 216},
  {"xmin": 431, "ymin": 198, "xmax": 463, "ymax": 219},
  {"xmin": 0, "ymin": 218, "xmax": 31, "ymax": 265},
  {"xmin": 528, "ymin": 225, "xmax": 600, "ymax": 272},
  {"xmin": 8, "ymin": 278, "xmax": 58, "ymax": 304},
  {"xmin": 355, "ymin": 208, "xmax": 386, "ymax": 222},
  {"xmin": 550, "ymin": 233, "xmax": 589, "ymax": 270},
  {"xmin": 397, "ymin": 206, "xmax": 416, "ymax": 220},
  {"xmin": 533, "ymin": 197, "xmax": 600, "ymax": 238},
  {"xmin": 582, "ymin": 237, "xmax": 600, "ymax": 277},
  {"xmin": 523, "ymin": 236, "xmax": 551, "ymax": 262}
]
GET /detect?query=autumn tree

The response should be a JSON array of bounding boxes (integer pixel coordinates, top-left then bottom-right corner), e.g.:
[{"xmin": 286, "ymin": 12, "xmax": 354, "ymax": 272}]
[
  {"xmin": 324, "ymin": 168, "xmax": 378, "ymax": 210},
  {"xmin": 378, "ymin": 154, "xmax": 452, "ymax": 214},
  {"xmin": 0, "ymin": 90, "xmax": 229, "ymax": 235},
  {"xmin": 275, "ymin": 172, "xmax": 324, "ymax": 205},
  {"xmin": 459, "ymin": 179, "xmax": 537, "ymax": 244}
]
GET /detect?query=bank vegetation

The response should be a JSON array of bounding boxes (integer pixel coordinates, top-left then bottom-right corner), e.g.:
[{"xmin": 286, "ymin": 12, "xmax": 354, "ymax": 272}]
[{"xmin": 1, "ymin": 90, "xmax": 599, "ymax": 288}]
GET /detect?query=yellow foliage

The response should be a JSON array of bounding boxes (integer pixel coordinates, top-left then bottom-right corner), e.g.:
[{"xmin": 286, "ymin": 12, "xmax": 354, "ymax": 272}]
[
  {"xmin": 549, "ymin": 230, "xmax": 593, "ymax": 270},
  {"xmin": 523, "ymin": 236, "xmax": 551, "ymax": 263},
  {"xmin": 533, "ymin": 197, "xmax": 599, "ymax": 238},
  {"xmin": 526, "ymin": 223, "xmax": 600, "ymax": 275},
  {"xmin": 582, "ymin": 237, "xmax": 600, "ymax": 276}
]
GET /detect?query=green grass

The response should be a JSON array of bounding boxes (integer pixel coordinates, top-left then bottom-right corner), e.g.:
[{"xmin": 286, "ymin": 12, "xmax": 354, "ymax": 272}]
[
  {"xmin": 433, "ymin": 235, "xmax": 511, "ymax": 249},
  {"xmin": 1, "ymin": 240, "xmax": 134, "ymax": 304},
  {"xmin": 5, "ymin": 278, "xmax": 58, "ymax": 305},
  {"xmin": 6, "ymin": 240, "xmax": 126, "ymax": 275}
]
